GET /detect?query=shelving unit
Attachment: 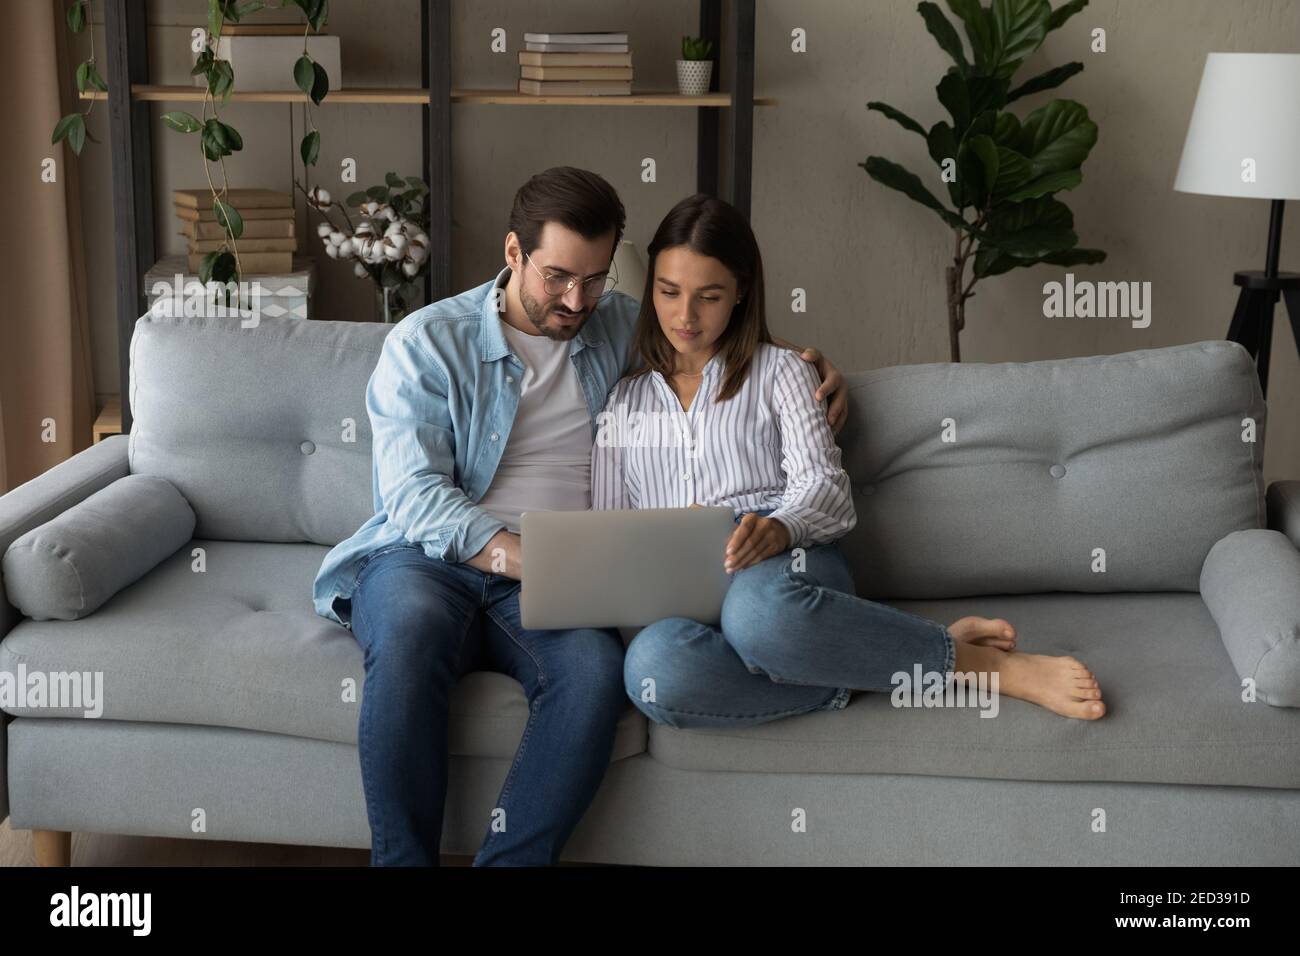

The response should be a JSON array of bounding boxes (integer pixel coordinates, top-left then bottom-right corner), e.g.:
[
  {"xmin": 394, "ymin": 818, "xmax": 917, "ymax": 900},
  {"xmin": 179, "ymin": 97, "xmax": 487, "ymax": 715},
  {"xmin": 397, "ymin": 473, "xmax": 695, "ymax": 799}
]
[
  {"xmin": 83, "ymin": 85, "xmax": 776, "ymax": 106},
  {"xmin": 100, "ymin": 0, "xmax": 765, "ymax": 433}
]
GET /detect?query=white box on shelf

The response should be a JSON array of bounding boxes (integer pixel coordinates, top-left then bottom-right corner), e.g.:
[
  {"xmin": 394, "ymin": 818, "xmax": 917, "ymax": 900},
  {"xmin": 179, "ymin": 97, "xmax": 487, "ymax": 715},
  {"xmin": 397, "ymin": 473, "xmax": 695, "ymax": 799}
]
[
  {"xmin": 191, "ymin": 35, "xmax": 342, "ymax": 91},
  {"xmin": 144, "ymin": 255, "xmax": 317, "ymax": 322}
]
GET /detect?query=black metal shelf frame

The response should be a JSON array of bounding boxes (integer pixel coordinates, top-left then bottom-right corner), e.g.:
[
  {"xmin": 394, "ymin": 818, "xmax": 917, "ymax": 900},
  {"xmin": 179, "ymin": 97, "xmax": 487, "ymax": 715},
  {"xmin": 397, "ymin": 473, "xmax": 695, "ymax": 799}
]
[{"xmin": 103, "ymin": 0, "xmax": 757, "ymax": 432}]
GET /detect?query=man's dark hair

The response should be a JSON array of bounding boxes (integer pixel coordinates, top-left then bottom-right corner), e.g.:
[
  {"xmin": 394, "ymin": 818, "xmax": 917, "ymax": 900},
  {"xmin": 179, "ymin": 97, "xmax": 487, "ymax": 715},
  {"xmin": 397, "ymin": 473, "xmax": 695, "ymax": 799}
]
[{"xmin": 508, "ymin": 166, "xmax": 626, "ymax": 260}]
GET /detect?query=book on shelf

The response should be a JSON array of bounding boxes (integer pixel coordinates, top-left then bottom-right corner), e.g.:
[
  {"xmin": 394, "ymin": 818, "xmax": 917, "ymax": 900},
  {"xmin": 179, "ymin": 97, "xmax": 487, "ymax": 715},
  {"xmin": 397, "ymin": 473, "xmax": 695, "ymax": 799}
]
[
  {"xmin": 174, "ymin": 204, "xmax": 295, "ymax": 222},
  {"xmin": 188, "ymin": 237, "xmax": 297, "ymax": 253},
  {"xmin": 524, "ymin": 42, "xmax": 629, "ymax": 53},
  {"xmin": 518, "ymin": 51, "xmax": 632, "ymax": 67},
  {"xmin": 523, "ymin": 32, "xmax": 629, "ymax": 44},
  {"xmin": 520, "ymin": 65, "xmax": 633, "ymax": 81},
  {"xmin": 173, "ymin": 188, "xmax": 293, "ymax": 210},
  {"xmin": 187, "ymin": 251, "xmax": 294, "ymax": 273},
  {"xmin": 518, "ymin": 79, "xmax": 633, "ymax": 96},
  {"xmin": 181, "ymin": 218, "xmax": 295, "ymax": 240},
  {"xmin": 220, "ymin": 24, "xmax": 325, "ymax": 36}
]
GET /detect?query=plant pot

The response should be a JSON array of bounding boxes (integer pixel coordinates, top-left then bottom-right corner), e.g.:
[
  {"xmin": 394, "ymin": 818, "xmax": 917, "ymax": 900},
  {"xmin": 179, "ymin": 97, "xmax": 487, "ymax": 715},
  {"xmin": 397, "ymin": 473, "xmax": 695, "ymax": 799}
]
[{"xmin": 676, "ymin": 59, "xmax": 713, "ymax": 96}]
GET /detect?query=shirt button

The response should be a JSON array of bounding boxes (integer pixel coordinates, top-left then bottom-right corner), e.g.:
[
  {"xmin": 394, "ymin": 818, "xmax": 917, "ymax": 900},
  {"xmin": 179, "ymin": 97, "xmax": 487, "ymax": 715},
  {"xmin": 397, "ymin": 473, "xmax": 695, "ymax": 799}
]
[
  {"xmin": 681, "ymin": 471, "xmax": 692, "ymax": 481},
  {"xmin": 505, "ymin": 375, "xmax": 514, "ymax": 384},
  {"xmin": 491, "ymin": 433, "xmax": 499, "ymax": 441}
]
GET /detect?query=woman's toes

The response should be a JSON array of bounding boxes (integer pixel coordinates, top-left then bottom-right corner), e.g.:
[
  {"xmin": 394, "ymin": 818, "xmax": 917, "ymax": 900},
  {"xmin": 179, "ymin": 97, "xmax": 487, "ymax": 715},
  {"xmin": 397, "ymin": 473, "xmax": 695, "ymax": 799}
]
[{"xmin": 1064, "ymin": 698, "xmax": 1106, "ymax": 719}]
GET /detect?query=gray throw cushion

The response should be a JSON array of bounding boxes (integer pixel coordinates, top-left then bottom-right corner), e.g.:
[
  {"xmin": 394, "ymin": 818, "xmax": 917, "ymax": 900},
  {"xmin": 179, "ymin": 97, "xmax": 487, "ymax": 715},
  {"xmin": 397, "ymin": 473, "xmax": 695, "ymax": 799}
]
[
  {"xmin": 836, "ymin": 341, "xmax": 1266, "ymax": 598},
  {"xmin": 128, "ymin": 312, "xmax": 388, "ymax": 545},
  {"xmin": 1200, "ymin": 528, "xmax": 1300, "ymax": 707},
  {"xmin": 2, "ymin": 474, "xmax": 195, "ymax": 621}
]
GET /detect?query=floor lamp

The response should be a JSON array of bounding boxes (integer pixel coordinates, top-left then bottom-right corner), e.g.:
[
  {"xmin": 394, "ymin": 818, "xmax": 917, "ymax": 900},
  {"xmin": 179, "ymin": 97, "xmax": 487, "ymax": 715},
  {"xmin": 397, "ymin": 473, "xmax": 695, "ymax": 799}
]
[{"xmin": 1174, "ymin": 52, "xmax": 1300, "ymax": 397}]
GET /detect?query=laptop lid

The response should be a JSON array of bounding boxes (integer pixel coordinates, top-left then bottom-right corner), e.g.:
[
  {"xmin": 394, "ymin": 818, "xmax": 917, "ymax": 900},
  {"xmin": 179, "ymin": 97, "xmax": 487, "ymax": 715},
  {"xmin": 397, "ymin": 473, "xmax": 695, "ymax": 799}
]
[{"xmin": 519, "ymin": 507, "xmax": 735, "ymax": 629}]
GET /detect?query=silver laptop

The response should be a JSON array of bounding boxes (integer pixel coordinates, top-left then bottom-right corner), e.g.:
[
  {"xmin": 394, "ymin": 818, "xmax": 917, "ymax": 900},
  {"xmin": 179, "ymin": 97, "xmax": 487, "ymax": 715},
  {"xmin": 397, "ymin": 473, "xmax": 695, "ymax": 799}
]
[{"xmin": 519, "ymin": 507, "xmax": 736, "ymax": 629}]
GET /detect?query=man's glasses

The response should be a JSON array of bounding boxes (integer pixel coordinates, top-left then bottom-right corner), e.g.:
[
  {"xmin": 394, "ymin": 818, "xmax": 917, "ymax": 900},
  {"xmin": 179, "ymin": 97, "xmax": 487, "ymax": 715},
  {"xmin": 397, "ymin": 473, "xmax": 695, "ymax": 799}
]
[{"xmin": 525, "ymin": 252, "xmax": 619, "ymax": 300}]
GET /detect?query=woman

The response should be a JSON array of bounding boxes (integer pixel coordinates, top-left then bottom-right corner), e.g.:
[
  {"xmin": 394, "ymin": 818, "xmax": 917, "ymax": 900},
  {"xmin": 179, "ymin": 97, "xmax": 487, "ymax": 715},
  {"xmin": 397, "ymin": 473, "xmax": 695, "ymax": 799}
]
[{"xmin": 591, "ymin": 194, "xmax": 1107, "ymax": 726}]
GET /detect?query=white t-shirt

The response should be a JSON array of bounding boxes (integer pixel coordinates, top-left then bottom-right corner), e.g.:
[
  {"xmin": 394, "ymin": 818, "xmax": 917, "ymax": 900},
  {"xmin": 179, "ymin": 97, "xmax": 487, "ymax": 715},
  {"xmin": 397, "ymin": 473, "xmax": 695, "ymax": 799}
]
[{"xmin": 476, "ymin": 318, "xmax": 593, "ymax": 532}]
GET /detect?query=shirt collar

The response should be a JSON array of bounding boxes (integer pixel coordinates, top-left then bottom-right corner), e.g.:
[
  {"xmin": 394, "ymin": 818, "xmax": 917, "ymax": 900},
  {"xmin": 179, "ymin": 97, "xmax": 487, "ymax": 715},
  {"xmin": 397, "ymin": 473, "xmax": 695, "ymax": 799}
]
[
  {"xmin": 654, "ymin": 349, "xmax": 723, "ymax": 378},
  {"xmin": 478, "ymin": 265, "xmax": 604, "ymax": 363}
]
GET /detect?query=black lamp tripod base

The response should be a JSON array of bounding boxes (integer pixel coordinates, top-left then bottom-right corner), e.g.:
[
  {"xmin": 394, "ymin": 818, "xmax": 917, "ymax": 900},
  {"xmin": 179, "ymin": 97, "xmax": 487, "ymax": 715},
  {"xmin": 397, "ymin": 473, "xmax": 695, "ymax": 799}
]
[
  {"xmin": 1226, "ymin": 198, "xmax": 1300, "ymax": 397},
  {"xmin": 1227, "ymin": 270, "xmax": 1300, "ymax": 396}
]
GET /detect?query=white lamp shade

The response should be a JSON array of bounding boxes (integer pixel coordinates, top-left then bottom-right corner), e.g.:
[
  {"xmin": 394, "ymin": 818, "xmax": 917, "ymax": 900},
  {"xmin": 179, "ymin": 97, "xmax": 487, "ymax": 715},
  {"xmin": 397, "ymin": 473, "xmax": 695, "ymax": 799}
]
[
  {"xmin": 612, "ymin": 239, "xmax": 647, "ymax": 299},
  {"xmin": 1174, "ymin": 53, "xmax": 1300, "ymax": 201}
]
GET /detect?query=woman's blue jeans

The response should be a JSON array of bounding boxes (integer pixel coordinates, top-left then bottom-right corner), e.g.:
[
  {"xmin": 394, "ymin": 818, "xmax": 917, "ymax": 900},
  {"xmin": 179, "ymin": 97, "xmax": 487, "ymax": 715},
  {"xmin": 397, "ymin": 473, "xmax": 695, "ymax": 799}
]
[
  {"xmin": 346, "ymin": 543, "xmax": 626, "ymax": 866},
  {"xmin": 624, "ymin": 537, "xmax": 956, "ymax": 729}
]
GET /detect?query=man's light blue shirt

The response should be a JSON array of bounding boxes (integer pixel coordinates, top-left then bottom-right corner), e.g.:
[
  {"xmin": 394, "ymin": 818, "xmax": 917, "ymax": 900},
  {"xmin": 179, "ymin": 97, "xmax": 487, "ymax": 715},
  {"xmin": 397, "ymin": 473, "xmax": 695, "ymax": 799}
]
[{"xmin": 312, "ymin": 266, "xmax": 640, "ymax": 628}]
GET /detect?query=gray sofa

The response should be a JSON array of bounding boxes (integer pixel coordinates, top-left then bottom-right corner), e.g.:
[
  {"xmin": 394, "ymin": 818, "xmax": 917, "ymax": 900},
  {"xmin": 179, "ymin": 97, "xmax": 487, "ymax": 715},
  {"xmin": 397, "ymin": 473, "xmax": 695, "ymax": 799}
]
[{"xmin": 2, "ymin": 312, "xmax": 1299, "ymax": 866}]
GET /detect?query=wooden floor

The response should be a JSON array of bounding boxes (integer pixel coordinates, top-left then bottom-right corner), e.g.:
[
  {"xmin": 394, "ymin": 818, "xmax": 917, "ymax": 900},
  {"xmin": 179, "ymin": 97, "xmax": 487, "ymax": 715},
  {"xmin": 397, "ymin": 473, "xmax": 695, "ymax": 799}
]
[{"xmin": 0, "ymin": 817, "xmax": 478, "ymax": 866}]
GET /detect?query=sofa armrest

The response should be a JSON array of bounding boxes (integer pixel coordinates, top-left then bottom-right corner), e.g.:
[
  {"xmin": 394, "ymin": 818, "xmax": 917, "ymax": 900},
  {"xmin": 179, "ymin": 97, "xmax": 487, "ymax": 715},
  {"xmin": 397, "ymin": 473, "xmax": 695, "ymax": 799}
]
[
  {"xmin": 0, "ymin": 436, "xmax": 129, "ymax": 638},
  {"xmin": 1267, "ymin": 481, "xmax": 1300, "ymax": 550},
  {"xmin": 1200, "ymin": 529, "xmax": 1300, "ymax": 707}
]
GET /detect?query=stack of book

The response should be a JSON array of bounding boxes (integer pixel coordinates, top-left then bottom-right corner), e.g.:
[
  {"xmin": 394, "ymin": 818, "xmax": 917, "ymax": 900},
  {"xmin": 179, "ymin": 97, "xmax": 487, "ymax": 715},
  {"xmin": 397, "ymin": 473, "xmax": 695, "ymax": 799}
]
[
  {"xmin": 174, "ymin": 188, "xmax": 296, "ymax": 274},
  {"xmin": 518, "ymin": 31, "xmax": 632, "ymax": 96}
]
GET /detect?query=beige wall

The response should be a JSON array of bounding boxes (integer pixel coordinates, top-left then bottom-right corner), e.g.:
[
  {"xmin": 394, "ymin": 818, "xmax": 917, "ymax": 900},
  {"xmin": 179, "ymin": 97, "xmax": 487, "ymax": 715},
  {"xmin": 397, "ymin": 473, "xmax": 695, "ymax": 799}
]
[{"xmin": 79, "ymin": 0, "xmax": 1300, "ymax": 483}]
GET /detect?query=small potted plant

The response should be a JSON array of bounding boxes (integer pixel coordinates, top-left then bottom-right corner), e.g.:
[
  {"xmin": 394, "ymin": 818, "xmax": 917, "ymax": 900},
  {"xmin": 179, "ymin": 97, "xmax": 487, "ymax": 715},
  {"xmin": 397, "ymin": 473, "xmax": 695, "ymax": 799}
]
[
  {"xmin": 676, "ymin": 35, "xmax": 714, "ymax": 96},
  {"xmin": 299, "ymin": 173, "xmax": 431, "ymax": 324}
]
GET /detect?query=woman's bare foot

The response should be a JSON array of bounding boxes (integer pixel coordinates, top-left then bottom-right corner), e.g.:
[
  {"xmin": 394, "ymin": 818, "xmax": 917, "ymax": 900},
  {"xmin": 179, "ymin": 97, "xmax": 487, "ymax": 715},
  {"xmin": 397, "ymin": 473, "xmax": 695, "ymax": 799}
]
[
  {"xmin": 954, "ymin": 643, "xmax": 1106, "ymax": 720},
  {"xmin": 948, "ymin": 616, "xmax": 1017, "ymax": 652}
]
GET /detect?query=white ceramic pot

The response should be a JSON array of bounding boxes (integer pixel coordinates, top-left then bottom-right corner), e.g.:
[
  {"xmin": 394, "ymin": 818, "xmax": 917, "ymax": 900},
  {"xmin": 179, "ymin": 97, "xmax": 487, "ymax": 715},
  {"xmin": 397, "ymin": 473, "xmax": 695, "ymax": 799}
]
[{"xmin": 675, "ymin": 59, "xmax": 713, "ymax": 96}]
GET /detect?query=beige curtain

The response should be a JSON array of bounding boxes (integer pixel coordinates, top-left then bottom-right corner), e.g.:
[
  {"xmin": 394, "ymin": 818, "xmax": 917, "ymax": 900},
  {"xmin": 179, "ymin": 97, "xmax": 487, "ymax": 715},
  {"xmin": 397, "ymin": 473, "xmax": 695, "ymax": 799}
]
[{"xmin": 0, "ymin": 0, "xmax": 96, "ymax": 495}]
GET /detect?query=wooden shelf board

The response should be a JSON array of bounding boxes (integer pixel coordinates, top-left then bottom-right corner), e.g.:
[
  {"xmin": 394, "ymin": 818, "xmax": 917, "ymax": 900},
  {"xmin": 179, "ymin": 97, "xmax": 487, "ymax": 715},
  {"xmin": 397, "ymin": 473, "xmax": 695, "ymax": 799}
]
[{"xmin": 80, "ymin": 85, "xmax": 775, "ymax": 106}]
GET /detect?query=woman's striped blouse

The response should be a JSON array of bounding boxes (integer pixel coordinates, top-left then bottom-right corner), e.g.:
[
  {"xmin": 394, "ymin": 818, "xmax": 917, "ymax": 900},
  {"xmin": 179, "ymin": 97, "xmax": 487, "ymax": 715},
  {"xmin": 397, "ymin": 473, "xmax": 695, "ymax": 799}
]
[{"xmin": 590, "ymin": 342, "xmax": 857, "ymax": 548}]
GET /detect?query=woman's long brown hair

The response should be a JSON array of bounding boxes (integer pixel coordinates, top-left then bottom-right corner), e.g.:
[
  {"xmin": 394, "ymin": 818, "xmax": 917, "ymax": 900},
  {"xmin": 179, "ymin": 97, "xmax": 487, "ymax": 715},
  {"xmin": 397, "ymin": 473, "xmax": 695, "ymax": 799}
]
[{"xmin": 627, "ymin": 193, "xmax": 771, "ymax": 402}]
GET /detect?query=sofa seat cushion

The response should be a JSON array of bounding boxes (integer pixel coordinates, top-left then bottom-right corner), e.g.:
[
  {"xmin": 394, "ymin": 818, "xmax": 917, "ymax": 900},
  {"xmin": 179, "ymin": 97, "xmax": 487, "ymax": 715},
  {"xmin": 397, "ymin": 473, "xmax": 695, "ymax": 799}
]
[
  {"xmin": 0, "ymin": 539, "xmax": 647, "ymax": 762},
  {"xmin": 647, "ymin": 592, "xmax": 1300, "ymax": 788}
]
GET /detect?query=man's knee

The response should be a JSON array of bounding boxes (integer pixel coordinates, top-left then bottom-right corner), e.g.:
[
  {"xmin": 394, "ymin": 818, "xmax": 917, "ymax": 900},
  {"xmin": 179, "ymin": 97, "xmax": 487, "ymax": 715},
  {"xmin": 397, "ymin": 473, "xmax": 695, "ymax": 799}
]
[
  {"xmin": 556, "ymin": 628, "xmax": 626, "ymax": 696},
  {"xmin": 356, "ymin": 586, "xmax": 467, "ymax": 674}
]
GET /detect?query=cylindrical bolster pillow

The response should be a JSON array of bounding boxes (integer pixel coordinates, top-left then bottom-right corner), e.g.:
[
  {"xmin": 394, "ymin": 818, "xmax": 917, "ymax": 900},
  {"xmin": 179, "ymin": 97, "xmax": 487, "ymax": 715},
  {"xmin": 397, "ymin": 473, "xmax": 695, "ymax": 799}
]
[
  {"xmin": 2, "ymin": 474, "xmax": 196, "ymax": 621},
  {"xmin": 1200, "ymin": 529, "xmax": 1300, "ymax": 707}
]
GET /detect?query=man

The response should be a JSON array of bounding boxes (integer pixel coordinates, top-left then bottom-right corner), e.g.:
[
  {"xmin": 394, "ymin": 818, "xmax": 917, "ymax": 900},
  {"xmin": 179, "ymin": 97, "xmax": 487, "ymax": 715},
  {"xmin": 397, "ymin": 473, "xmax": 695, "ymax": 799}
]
[{"xmin": 313, "ymin": 166, "xmax": 848, "ymax": 865}]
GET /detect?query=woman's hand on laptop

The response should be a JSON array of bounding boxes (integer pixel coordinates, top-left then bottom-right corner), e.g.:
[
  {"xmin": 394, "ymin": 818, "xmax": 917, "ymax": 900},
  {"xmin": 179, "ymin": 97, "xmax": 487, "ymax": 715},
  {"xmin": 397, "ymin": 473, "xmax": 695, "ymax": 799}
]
[
  {"xmin": 465, "ymin": 529, "xmax": 522, "ymax": 579},
  {"xmin": 724, "ymin": 513, "xmax": 790, "ymax": 574}
]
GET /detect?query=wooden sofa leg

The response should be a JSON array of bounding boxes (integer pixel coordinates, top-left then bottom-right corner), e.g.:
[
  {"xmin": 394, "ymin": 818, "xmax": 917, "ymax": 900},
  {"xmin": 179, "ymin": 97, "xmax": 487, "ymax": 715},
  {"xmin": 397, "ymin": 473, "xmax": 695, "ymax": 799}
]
[{"xmin": 32, "ymin": 830, "xmax": 72, "ymax": 866}]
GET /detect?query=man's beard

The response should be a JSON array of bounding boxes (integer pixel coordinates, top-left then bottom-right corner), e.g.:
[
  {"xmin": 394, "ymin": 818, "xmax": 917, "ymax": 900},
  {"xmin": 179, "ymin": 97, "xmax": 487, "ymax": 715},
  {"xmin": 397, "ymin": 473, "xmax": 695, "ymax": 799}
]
[{"xmin": 518, "ymin": 283, "xmax": 588, "ymax": 341}]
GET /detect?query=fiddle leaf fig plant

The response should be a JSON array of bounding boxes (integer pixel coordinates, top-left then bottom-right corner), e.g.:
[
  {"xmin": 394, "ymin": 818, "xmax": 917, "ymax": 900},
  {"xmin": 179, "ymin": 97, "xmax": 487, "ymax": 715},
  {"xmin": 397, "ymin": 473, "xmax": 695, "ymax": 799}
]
[{"xmin": 861, "ymin": 0, "xmax": 1105, "ymax": 361}]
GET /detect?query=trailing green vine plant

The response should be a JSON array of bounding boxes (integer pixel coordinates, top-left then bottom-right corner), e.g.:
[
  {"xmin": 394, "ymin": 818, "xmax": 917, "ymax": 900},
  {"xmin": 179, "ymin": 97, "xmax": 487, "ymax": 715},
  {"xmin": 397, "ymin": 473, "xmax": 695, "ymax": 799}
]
[
  {"xmin": 161, "ymin": 0, "xmax": 329, "ymax": 288},
  {"xmin": 51, "ymin": 1, "xmax": 107, "ymax": 156},
  {"xmin": 52, "ymin": 0, "xmax": 331, "ymax": 293},
  {"xmin": 861, "ymin": 0, "xmax": 1106, "ymax": 361}
]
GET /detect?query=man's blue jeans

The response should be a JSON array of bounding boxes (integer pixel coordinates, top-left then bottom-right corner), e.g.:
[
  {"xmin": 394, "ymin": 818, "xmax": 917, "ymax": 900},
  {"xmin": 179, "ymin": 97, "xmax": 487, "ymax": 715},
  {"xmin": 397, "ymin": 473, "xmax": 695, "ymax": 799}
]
[
  {"xmin": 624, "ymin": 540, "xmax": 956, "ymax": 728},
  {"xmin": 347, "ymin": 543, "xmax": 626, "ymax": 866}
]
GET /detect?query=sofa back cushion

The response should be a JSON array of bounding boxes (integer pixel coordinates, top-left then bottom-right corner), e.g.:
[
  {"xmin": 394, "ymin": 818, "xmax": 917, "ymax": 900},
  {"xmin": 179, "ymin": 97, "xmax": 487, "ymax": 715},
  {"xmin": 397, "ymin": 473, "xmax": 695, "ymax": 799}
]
[
  {"xmin": 129, "ymin": 312, "xmax": 386, "ymax": 544},
  {"xmin": 836, "ymin": 341, "xmax": 1267, "ymax": 598},
  {"xmin": 131, "ymin": 317, "xmax": 1266, "ymax": 597}
]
